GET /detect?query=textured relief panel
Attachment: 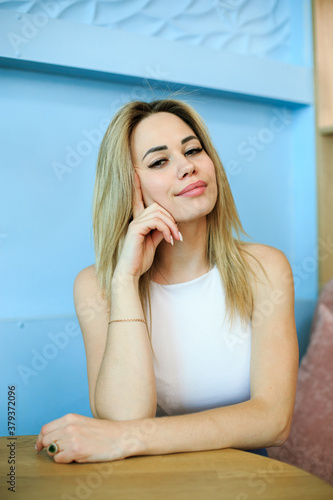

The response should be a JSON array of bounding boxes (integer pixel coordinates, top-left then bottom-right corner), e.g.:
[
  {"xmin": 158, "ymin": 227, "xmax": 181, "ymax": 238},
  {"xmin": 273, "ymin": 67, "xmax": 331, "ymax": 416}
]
[{"xmin": 0, "ymin": 0, "xmax": 291, "ymax": 62}]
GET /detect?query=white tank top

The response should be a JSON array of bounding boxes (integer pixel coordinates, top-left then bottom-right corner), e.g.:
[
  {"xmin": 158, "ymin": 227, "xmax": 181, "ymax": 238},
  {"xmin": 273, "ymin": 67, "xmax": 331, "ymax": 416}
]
[{"xmin": 147, "ymin": 264, "xmax": 252, "ymax": 418}]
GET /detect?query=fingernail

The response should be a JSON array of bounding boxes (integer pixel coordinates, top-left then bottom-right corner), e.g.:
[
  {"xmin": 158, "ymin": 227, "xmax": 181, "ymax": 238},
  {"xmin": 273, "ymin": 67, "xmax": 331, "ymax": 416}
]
[
  {"xmin": 178, "ymin": 231, "xmax": 183, "ymax": 242},
  {"xmin": 170, "ymin": 235, "xmax": 174, "ymax": 246},
  {"xmin": 35, "ymin": 443, "xmax": 38, "ymax": 451}
]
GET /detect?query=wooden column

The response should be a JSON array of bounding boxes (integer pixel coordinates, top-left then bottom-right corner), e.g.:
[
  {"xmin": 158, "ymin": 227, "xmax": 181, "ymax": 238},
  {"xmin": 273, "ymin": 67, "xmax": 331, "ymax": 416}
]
[{"xmin": 313, "ymin": 0, "xmax": 333, "ymax": 289}]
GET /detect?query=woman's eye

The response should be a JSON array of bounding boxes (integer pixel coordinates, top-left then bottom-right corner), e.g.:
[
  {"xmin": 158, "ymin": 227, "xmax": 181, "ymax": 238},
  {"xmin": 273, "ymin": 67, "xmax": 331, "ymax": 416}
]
[
  {"xmin": 148, "ymin": 148, "xmax": 203, "ymax": 168},
  {"xmin": 148, "ymin": 158, "xmax": 167, "ymax": 169},
  {"xmin": 185, "ymin": 147, "xmax": 203, "ymax": 156}
]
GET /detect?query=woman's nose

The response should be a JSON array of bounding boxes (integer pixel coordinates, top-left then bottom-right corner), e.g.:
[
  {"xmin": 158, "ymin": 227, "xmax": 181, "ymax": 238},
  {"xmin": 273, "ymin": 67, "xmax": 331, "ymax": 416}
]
[{"xmin": 176, "ymin": 157, "xmax": 196, "ymax": 179}]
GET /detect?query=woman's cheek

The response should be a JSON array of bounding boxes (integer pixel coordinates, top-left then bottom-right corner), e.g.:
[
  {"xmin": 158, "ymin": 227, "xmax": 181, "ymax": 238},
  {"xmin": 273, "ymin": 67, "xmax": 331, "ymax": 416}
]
[
  {"xmin": 140, "ymin": 186, "xmax": 153, "ymax": 208},
  {"xmin": 141, "ymin": 182, "xmax": 160, "ymax": 207},
  {"xmin": 140, "ymin": 179, "xmax": 169, "ymax": 210}
]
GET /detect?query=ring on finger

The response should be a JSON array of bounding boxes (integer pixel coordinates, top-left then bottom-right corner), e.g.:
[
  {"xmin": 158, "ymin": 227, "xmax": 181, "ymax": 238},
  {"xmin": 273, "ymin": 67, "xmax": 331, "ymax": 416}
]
[{"xmin": 48, "ymin": 441, "xmax": 60, "ymax": 455}]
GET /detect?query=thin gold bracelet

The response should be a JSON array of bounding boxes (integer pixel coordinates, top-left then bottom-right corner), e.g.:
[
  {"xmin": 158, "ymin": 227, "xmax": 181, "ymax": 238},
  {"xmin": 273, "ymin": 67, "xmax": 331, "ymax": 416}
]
[{"xmin": 108, "ymin": 319, "xmax": 147, "ymax": 325}]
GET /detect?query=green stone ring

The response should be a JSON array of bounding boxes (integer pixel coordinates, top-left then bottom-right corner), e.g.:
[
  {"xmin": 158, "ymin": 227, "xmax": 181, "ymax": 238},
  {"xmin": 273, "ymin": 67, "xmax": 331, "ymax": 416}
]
[{"xmin": 47, "ymin": 441, "xmax": 59, "ymax": 455}]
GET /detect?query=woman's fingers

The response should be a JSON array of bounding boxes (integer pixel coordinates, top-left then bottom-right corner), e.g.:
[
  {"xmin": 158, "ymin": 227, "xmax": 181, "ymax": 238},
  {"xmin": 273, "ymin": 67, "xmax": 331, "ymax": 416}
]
[
  {"xmin": 150, "ymin": 228, "xmax": 167, "ymax": 248},
  {"xmin": 43, "ymin": 431, "xmax": 64, "ymax": 456},
  {"xmin": 35, "ymin": 420, "xmax": 61, "ymax": 451},
  {"xmin": 35, "ymin": 414, "xmax": 130, "ymax": 463},
  {"xmin": 37, "ymin": 429, "xmax": 79, "ymax": 463},
  {"xmin": 131, "ymin": 215, "xmax": 177, "ymax": 245},
  {"xmin": 134, "ymin": 205, "xmax": 181, "ymax": 242},
  {"xmin": 132, "ymin": 172, "xmax": 145, "ymax": 219},
  {"xmin": 35, "ymin": 413, "xmax": 80, "ymax": 451}
]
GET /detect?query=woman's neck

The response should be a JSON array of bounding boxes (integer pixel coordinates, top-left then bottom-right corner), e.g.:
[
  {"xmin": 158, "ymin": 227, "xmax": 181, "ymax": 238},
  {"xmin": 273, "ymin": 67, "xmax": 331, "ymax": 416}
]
[{"xmin": 152, "ymin": 216, "xmax": 211, "ymax": 285}]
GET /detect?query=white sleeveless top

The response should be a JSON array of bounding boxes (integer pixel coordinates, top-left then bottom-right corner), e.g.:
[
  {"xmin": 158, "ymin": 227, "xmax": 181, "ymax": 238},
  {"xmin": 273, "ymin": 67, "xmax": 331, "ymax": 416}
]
[{"xmin": 147, "ymin": 264, "xmax": 252, "ymax": 418}]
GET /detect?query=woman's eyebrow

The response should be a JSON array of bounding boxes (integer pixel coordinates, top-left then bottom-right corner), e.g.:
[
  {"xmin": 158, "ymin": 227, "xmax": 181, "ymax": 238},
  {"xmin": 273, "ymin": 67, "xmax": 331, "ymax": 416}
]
[{"xmin": 142, "ymin": 135, "xmax": 199, "ymax": 161}]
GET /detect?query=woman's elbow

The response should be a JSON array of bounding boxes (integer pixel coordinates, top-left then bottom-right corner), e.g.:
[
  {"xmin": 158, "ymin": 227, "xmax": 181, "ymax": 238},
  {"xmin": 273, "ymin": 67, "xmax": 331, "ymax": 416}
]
[
  {"xmin": 91, "ymin": 408, "xmax": 100, "ymax": 419},
  {"xmin": 271, "ymin": 412, "xmax": 293, "ymax": 447},
  {"xmin": 89, "ymin": 400, "xmax": 100, "ymax": 419}
]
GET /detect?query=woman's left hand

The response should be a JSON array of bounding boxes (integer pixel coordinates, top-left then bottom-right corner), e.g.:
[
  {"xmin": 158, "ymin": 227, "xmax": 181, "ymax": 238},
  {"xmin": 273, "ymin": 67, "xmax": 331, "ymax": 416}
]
[{"xmin": 35, "ymin": 413, "xmax": 143, "ymax": 463}]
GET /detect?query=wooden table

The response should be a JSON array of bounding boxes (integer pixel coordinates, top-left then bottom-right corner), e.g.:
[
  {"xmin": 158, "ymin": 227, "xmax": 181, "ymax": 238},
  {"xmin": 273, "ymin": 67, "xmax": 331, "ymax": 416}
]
[{"xmin": 1, "ymin": 435, "xmax": 332, "ymax": 499}]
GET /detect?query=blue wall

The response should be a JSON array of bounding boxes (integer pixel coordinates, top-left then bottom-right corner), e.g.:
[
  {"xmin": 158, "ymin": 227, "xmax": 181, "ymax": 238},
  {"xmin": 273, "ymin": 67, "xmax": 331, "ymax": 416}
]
[{"xmin": 0, "ymin": 0, "xmax": 317, "ymax": 436}]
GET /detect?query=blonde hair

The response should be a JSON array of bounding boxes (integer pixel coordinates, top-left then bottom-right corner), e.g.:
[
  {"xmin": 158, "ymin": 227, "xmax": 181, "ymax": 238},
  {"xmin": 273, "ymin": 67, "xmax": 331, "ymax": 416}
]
[{"xmin": 92, "ymin": 98, "xmax": 267, "ymax": 363}]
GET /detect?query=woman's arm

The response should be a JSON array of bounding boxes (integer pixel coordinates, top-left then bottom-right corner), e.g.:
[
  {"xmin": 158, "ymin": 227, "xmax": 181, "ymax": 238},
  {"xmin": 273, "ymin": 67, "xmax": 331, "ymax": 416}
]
[
  {"xmin": 125, "ymin": 245, "xmax": 299, "ymax": 455},
  {"xmin": 96, "ymin": 274, "xmax": 158, "ymax": 421},
  {"xmin": 73, "ymin": 267, "xmax": 157, "ymax": 421}
]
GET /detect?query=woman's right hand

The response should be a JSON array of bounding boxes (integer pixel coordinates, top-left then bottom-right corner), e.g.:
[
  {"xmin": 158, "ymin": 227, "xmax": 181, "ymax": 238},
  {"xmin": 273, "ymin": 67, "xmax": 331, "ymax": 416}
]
[{"xmin": 112, "ymin": 173, "xmax": 182, "ymax": 282}]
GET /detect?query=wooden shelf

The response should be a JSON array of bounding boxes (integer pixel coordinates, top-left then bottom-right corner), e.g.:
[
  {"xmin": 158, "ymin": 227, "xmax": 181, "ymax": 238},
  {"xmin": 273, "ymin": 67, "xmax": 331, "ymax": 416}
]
[{"xmin": 319, "ymin": 126, "xmax": 333, "ymax": 136}]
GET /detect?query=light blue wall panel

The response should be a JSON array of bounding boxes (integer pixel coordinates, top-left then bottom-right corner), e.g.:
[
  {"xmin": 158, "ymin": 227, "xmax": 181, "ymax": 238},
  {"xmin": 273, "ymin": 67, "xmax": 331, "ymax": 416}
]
[
  {"xmin": 289, "ymin": 0, "xmax": 313, "ymax": 66},
  {"xmin": 0, "ymin": 8, "xmax": 313, "ymax": 104},
  {"xmin": 290, "ymin": 105, "xmax": 318, "ymax": 301},
  {"xmin": 0, "ymin": 317, "xmax": 92, "ymax": 436}
]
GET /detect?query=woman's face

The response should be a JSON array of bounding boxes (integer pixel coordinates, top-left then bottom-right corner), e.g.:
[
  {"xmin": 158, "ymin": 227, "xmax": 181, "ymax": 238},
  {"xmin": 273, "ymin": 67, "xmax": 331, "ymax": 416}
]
[{"xmin": 130, "ymin": 112, "xmax": 218, "ymax": 223}]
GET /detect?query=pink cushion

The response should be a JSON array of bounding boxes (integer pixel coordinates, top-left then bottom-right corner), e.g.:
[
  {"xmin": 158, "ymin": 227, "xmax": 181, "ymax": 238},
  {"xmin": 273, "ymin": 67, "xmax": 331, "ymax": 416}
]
[{"xmin": 267, "ymin": 303, "xmax": 333, "ymax": 485}]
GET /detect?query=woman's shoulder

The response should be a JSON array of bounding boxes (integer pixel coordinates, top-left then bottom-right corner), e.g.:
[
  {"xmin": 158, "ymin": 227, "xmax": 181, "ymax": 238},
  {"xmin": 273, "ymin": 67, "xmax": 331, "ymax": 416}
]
[
  {"xmin": 239, "ymin": 241, "xmax": 284, "ymax": 258},
  {"xmin": 74, "ymin": 264, "xmax": 97, "ymax": 288},
  {"xmin": 238, "ymin": 241, "xmax": 293, "ymax": 287},
  {"xmin": 73, "ymin": 264, "xmax": 107, "ymax": 306}
]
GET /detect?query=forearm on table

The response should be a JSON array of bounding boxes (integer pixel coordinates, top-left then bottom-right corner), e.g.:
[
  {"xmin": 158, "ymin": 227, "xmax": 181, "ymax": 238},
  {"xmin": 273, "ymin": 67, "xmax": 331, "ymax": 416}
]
[
  {"xmin": 94, "ymin": 276, "xmax": 157, "ymax": 421},
  {"xmin": 126, "ymin": 397, "xmax": 288, "ymax": 457}
]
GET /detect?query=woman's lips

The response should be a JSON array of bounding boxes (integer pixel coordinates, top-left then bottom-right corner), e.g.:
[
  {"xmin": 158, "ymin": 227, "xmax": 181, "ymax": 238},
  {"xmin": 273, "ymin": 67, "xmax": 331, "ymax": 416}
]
[
  {"xmin": 178, "ymin": 186, "xmax": 206, "ymax": 197},
  {"xmin": 176, "ymin": 181, "xmax": 207, "ymax": 196}
]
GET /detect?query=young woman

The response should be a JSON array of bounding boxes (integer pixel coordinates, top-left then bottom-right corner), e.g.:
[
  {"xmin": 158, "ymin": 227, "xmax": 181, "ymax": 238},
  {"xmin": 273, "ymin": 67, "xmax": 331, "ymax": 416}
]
[{"xmin": 35, "ymin": 99, "xmax": 299, "ymax": 463}]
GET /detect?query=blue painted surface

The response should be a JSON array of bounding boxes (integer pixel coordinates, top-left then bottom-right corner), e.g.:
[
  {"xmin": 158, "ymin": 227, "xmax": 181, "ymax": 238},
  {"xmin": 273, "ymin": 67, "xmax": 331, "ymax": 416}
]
[
  {"xmin": 290, "ymin": 105, "xmax": 318, "ymax": 300},
  {"xmin": 0, "ymin": 9, "xmax": 313, "ymax": 104},
  {"xmin": 0, "ymin": 317, "xmax": 92, "ymax": 436},
  {"xmin": 0, "ymin": 1, "xmax": 318, "ymax": 436}
]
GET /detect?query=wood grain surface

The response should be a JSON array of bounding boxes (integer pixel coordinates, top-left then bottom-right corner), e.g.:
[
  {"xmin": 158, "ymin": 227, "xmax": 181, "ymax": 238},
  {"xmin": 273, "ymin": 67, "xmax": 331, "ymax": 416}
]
[{"xmin": 1, "ymin": 435, "xmax": 333, "ymax": 499}]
